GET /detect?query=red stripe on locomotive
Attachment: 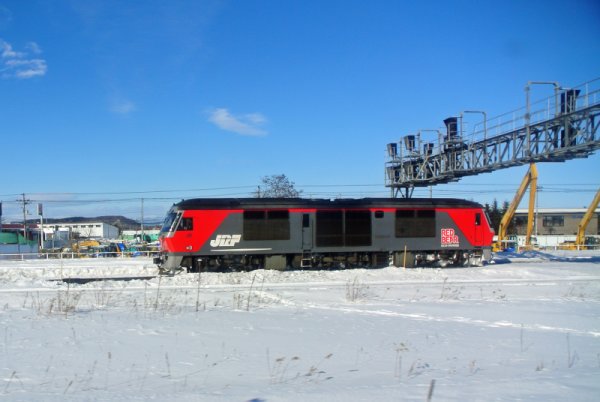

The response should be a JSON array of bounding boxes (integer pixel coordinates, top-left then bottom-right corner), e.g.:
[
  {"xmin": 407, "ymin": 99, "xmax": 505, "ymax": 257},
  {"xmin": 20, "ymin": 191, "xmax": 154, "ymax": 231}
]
[{"xmin": 439, "ymin": 208, "xmax": 494, "ymax": 247}]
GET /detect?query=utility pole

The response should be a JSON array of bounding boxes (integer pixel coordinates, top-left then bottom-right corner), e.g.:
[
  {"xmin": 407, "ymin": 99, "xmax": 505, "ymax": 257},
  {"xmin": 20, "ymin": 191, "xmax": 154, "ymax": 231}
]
[
  {"xmin": 535, "ymin": 186, "xmax": 543, "ymax": 237},
  {"xmin": 141, "ymin": 198, "xmax": 145, "ymax": 244},
  {"xmin": 20, "ymin": 193, "xmax": 30, "ymax": 242},
  {"xmin": 38, "ymin": 203, "xmax": 44, "ymax": 250}
]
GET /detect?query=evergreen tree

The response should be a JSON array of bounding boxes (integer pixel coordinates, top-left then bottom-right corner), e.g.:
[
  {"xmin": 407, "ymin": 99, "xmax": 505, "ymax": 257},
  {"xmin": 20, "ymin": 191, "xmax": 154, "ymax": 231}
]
[
  {"xmin": 485, "ymin": 199, "xmax": 503, "ymax": 232},
  {"xmin": 484, "ymin": 199, "xmax": 519, "ymax": 235}
]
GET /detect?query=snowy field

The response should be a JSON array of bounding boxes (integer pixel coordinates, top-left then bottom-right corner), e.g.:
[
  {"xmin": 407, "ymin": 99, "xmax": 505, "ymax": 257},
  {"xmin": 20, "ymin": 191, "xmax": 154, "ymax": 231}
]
[{"xmin": 1, "ymin": 251, "xmax": 599, "ymax": 401}]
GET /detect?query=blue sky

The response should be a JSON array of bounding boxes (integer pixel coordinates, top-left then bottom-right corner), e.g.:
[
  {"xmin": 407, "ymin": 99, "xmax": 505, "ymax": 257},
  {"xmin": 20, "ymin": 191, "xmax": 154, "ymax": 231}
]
[{"xmin": 1, "ymin": 0, "xmax": 599, "ymax": 222}]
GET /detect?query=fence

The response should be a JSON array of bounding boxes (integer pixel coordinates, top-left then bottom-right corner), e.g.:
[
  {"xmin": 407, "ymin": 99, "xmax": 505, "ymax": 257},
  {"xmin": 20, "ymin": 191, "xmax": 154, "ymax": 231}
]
[
  {"xmin": 515, "ymin": 244, "xmax": 600, "ymax": 252},
  {"xmin": 0, "ymin": 250, "xmax": 161, "ymax": 261}
]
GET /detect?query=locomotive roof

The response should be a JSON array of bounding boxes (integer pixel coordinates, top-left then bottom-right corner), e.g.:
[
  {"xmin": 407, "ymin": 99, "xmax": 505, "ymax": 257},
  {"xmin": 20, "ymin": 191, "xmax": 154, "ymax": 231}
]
[{"xmin": 173, "ymin": 198, "xmax": 483, "ymax": 210}]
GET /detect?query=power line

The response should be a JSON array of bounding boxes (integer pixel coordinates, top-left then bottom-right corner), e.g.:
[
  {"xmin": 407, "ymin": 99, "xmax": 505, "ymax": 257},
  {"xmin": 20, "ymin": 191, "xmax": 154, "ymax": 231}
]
[
  {"xmin": 2, "ymin": 181, "xmax": 597, "ymax": 197},
  {"xmin": 1, "ymin": 186, "xmax": 597, "ymax": 205}
]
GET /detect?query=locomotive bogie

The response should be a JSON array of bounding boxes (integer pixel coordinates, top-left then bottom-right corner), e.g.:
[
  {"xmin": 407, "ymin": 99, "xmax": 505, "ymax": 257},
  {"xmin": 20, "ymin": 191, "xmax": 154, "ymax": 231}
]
[{"xmin": 155, "ymin": 198, "xmax": 494, "ymax": 272}]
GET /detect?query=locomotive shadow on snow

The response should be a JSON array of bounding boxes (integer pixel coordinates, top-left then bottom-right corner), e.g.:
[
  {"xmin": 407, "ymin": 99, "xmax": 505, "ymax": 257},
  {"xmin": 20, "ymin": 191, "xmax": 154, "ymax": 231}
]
[
  {"xmin": 51, "ymin": 276, "xmax": 157, "ymax": 285},
  {"xmin": 175, "ymin": 260, "xmax": 485, "ymax": 275}
]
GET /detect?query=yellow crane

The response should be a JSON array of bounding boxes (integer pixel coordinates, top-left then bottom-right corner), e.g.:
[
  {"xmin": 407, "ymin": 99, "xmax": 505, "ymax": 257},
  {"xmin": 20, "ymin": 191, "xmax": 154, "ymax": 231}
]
[
  {"xmin": 492, "ymin": 163, "xmax": 538, "ymax": 252},
  {"xmin": 561, "ymin": 188, "xmax": 600, "ymax": 250}
]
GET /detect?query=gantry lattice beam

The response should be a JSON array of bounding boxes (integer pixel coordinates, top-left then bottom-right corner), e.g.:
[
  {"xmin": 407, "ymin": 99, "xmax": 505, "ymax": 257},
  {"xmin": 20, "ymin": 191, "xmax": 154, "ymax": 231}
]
[{"xmin": 385, "ymin": 78, "xmax": 600, "ymax": 197}]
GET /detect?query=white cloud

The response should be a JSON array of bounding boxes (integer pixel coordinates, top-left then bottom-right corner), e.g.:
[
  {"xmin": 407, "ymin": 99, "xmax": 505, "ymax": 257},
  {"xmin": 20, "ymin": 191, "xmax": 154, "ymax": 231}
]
[
  {"xmin": 0, "ymin": 38, "xmax": 47, "ymax": 79},
  {"xmin": 26, "ymin": 41, "xmax": 42, "ymax": 54},
  {"xmin": 6, "ymin": 58, "xmax": 47, "ymax": 78},
  {"xmin": 0, "ymin": 39, "xmax": 21, "ymax": 58},
  {"xmin": 110, "ymin": 98, "xmax": 137, "ymax": 115},
  {"xmin": 208, "ymin": 108, "xmax": 268, "ymax": 136}
]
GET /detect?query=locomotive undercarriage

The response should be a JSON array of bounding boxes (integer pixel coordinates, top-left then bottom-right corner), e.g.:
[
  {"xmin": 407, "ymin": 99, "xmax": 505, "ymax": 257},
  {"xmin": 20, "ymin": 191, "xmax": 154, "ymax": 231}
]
[
  {"xmin": 171, "ymin": 252, "xmax": 383, "ymax": 273},
  {"xmin": 158, "ymin": 248, "xmax": 485, "ymax": 274},
  {"xmin": 411, "ymin": 250, "xmax": 484, "ymax": 268}
]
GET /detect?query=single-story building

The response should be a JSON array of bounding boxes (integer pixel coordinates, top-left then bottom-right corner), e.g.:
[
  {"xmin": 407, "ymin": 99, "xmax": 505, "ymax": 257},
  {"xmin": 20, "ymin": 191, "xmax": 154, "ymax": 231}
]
[
  {"xmin": 47, "ymin": 222, "xmax": 119, "ymax": 239},
  {"xmin": 513, "ymin": 208, "xmax": 599, "ymax": 247}
]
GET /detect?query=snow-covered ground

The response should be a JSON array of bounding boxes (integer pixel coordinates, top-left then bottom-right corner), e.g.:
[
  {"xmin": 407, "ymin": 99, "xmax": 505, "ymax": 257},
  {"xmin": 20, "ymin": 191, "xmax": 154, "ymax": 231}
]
[{"xmin": 1, "ymin": 251, "xmax": 599, "ymax": 401}]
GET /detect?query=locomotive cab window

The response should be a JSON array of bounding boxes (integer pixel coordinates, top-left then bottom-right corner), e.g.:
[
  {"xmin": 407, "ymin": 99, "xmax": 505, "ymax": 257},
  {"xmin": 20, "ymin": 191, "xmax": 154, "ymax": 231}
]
[
  {"xmin": 178, "ymin": 217, "xmax": 193, "ymax": 231},
  {"xmin": 161, "ymin": 212, "xmax": 178, "ymax": 233},
  {"xmin": 395, "ymin": 209, "xmax": 436, "ymax": 238},
  {"xmin": 243, "ymin": 210, "xmax": 290, "ymax": 241},
  {"xmin": 475, "ymin": 213, "xmax": 481, "ymax": 226}
]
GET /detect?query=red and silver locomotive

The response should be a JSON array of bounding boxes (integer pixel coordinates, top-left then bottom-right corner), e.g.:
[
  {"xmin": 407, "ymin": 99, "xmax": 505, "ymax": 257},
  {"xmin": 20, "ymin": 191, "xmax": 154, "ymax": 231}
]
[{"xmin": 154, "ymin": 198, "xmax": 494, "ymax": 272}]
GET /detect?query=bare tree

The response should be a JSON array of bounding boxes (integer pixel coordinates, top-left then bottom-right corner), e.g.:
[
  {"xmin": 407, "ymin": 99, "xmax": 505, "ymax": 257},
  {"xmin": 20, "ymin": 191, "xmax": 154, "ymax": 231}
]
[
  {"xmin": 79, "ymin": 225, "xmax": 95, "ymax": 239},
  {"xmin": 254, "ymin": 174, "xmax": 302, "ymax": 198}
]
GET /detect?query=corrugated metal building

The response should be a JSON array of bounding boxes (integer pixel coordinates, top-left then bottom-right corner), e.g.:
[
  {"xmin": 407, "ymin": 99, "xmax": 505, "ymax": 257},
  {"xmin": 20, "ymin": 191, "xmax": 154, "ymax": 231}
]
[
  {"xmin": 514, "ymin": 208, "xmax": 599, "ymax": 236},
  {"xmin": 50, "ymin": 222, "xmax": 119, "ymax": 239}
]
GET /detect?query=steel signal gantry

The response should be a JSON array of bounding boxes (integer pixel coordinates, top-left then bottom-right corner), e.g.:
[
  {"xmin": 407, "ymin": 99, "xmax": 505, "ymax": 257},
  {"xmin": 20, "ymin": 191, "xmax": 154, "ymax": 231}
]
[{"xmin": 385, "ymin": 78, "xmax": 600, "ymax": 197}]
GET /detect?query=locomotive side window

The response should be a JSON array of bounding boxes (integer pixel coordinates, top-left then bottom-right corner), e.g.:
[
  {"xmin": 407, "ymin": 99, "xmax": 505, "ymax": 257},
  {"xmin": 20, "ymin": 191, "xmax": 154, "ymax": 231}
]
[
  {"xmin": 243, "ymin": 210, "xmax": 290, "ymax": 241},
  {"xmin": 374, "ymin": 210, "xmax": 384, "ymax": 219},
  {"xmin": 268, "ymin": 211, "xmax": 290, "ymax": 240},
  {"xmin": 178, "ymin": 217, "xmax": 193, "ymax": 231},
  {"xmin": 243, "ymin": 211, "xmax": 264, "ymax": 241},
  {"xmin": 245, "ymin": 210, "xmax": 265, "ymax": 220},
  {"xmin": 316, "ymin": 210, "xmax": 344, "ymax": 247},
  {"xmin": 316, "ymin": 210, "xmax": 372, "ymax": 247},
  {"xmin": 395, "ymin": 209, "xmax": 436, "ymax": 237},
  {"xmin": 345, "ymin": 210, "xmax": 372, "ymax": 246},
  {"xmin": 475, "ymin": 213, "xmax": 481, "ymax": 226}
]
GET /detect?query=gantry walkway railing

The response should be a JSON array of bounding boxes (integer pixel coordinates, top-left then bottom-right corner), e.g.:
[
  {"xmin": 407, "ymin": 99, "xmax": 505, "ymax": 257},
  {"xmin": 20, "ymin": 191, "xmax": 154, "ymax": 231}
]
[{"xmin": 385, "ymin": 78, "xmax": 600, "ymax": 197}]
